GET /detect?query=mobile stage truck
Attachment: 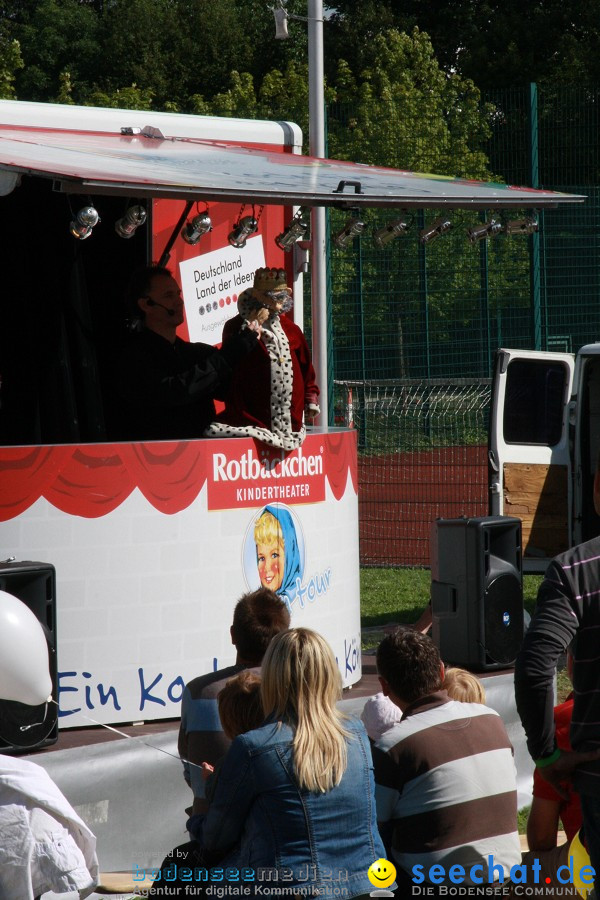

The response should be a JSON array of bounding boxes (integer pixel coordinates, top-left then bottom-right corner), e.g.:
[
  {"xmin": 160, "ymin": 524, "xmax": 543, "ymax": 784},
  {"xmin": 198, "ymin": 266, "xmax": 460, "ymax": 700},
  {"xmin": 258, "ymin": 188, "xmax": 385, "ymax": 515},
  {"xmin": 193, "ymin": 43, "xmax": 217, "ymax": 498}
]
[{"xmin": 0, "ymin": 99, "xmax": 583, "ymax": 869}]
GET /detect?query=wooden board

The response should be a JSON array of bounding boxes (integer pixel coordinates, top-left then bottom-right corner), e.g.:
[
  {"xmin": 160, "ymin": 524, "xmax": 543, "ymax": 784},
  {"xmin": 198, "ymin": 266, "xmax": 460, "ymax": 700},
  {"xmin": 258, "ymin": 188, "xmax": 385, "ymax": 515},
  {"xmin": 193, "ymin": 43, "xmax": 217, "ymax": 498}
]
[{"xmin": 504, "ymin": 463, "xmax": 568, "ymax": 559}]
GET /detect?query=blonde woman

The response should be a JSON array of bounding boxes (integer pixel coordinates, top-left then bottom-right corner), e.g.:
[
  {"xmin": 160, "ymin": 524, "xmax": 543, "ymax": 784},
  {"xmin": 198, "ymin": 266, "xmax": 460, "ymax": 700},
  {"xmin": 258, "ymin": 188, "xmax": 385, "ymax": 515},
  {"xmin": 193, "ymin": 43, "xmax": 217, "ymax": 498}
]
[{"xmin": 200, "ymin": 628, "xmax": 386, "ymax": 897}]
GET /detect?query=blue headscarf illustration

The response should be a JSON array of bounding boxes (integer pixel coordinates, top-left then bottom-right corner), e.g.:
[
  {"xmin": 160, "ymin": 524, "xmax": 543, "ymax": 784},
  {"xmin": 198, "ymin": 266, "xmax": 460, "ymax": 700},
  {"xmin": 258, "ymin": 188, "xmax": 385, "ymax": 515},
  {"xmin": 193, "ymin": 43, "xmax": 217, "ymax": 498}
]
[{"xmin": 254, "ymin": 505, "xmax": 302, "ymax": 605}]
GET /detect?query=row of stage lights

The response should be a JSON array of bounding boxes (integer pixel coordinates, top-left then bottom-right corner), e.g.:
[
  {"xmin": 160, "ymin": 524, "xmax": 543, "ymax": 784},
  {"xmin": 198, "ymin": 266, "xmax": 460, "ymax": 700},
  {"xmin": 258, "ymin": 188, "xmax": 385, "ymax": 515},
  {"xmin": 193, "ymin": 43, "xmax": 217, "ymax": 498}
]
[
  {"xmin": 334, "ymin": 212, "xmax": 540, "ymax": 249},
  {"xmin": 68, "ymin": 201, "xmax": 309, "ymax": 250},
  {"xmin": 69, "ymin": 203, "xmax": 538, "ymax": 250}
]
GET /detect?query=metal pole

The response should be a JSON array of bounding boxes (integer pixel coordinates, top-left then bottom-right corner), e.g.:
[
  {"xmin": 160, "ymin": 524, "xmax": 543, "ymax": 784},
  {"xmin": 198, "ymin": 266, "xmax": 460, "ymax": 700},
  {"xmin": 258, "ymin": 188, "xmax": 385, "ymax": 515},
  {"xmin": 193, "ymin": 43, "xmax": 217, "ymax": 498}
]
[
  {"xmin": 308, "ymin": 0, "xmax": 329, "ymax": 427},
  {"xmin": 528, "ymin": 82, "xmax": 542, "ymax": 350}
]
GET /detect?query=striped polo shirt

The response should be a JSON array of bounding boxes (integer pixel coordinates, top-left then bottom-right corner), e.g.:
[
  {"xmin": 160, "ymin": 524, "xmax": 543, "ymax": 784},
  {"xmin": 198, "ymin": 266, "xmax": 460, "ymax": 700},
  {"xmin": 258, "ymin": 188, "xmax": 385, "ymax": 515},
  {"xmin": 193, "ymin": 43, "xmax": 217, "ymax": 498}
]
[
  {"xmin": 515, "ymin": 535, "xmax": 600, "ymax": 797},
  {"xmin": 178, "ymin": 664, "xmax": 260, "ymax": 804},
  {"xmin": 373, "ymin": 691, "xmax": 521, "ymax": 886}
]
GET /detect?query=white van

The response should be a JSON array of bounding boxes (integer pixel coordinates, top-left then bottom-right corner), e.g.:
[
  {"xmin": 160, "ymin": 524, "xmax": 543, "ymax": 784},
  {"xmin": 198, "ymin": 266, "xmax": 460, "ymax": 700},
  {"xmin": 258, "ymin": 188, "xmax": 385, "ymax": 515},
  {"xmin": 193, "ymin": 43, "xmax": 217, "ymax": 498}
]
[{"xmin": 489, "ymin": 344, "xmax": 600, "ymax": 572}]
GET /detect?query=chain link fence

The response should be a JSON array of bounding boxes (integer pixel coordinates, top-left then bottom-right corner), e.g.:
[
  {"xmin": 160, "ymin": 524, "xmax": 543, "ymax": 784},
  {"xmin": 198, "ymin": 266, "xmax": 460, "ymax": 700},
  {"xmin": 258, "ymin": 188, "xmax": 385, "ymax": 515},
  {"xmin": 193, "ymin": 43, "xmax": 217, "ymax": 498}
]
[{"xmin": 327, "ymin": 86, "xmax": 600, "ymax": 565}]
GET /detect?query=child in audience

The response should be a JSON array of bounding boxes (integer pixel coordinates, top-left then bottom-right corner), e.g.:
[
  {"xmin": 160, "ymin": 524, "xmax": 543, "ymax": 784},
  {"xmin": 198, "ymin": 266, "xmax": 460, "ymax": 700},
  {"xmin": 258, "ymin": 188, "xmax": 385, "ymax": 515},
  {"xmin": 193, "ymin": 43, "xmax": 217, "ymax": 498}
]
[
  {"xmin": 361, "ymin": 664, "xmax": 486, "ymax": 742},
  {"xmin": 189, "ymin": 670, "xmax": 263, "ymax": 832},
  {"xmin": 361, "ymin": 692, "xmax": 403, "ymax": 742},
  {"xmin": 443, "ymin": 666, "xmax": 487, "ymax": 704}
]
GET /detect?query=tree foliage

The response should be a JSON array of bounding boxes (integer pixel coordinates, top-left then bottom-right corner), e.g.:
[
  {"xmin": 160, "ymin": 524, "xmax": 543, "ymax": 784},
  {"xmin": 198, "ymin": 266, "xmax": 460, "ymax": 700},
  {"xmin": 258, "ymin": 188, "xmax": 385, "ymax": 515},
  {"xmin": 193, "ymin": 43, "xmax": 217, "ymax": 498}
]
[
  {"xmin": 0, "ymin": 0, "xmax": 560, "ymax": 382},
  {"xmin": 327, "ymin": 29, "xmax": 492, "ymax": 180},
  {"xmin": 0, "ymin": 35, "xmax": 23, "ymax": 98},
  {"xmin": 327, "ymin": 0, "xmax": 600, "ymax": 90}
]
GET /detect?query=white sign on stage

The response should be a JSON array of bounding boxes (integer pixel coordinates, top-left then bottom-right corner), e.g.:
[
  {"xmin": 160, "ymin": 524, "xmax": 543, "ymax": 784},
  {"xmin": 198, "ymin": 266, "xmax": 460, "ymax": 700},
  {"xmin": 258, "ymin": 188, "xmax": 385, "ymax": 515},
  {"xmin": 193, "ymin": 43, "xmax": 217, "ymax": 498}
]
[{"xmin": 179, "ymin": 236, "xmax": 265, "ymax": 344}]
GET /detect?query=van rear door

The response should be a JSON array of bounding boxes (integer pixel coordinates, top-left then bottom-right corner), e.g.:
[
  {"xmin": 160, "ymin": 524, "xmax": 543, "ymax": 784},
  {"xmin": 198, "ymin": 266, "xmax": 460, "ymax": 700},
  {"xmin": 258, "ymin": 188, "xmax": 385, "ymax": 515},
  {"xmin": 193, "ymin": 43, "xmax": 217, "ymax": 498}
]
[{"xmin": 489, "ymin": 348, "xmax": 575, "ymax": 572}]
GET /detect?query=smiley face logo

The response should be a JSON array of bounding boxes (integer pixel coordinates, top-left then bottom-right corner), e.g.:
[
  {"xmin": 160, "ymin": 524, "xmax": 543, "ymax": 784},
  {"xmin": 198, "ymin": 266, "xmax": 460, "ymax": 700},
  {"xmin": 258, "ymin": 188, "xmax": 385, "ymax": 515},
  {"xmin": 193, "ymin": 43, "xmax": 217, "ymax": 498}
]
[{"xmin": 368, "ymin": 858, "xmax": 396, "ymax": 889}]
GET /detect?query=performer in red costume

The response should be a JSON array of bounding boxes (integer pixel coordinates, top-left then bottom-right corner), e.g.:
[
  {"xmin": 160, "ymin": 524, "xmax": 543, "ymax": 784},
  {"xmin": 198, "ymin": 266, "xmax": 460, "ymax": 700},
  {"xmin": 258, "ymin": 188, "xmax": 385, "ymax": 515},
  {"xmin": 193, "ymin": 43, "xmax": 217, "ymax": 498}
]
[{"xmin": 204, "ymin": 268, "xmax": 320, "ymax": 450}]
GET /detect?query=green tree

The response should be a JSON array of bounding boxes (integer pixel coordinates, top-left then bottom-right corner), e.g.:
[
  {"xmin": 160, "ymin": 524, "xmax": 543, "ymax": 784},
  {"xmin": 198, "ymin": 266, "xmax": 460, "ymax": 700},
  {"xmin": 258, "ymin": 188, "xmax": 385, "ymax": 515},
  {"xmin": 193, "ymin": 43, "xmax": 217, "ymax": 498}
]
[
  {"xmin": 327, "ymin": 0, "xmax": 600, "ymax": 90},
  {"xmin": 86, "ymin": 82, "xmax": 154, "ymax": 110},
  {"xmin": 327, "ymin": 29, "xmax": 492, "ymax": 179},
  {"xmin": 8, "ymin": 0, "xmax": 100, "ymax": 101},
  {"xmin": 324, "ymin": 29, "xmax": 501, "ymax": 381},
  {"xmin": 0, "ymin": 35, "xmax": 23, "ymax": 98}
]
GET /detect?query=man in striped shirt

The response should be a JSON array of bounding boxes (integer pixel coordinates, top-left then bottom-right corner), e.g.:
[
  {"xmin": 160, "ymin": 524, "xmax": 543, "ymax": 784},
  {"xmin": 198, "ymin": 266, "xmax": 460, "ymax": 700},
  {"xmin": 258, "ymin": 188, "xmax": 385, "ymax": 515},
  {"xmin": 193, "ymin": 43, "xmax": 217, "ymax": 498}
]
[
  {"xmin": 372, "ymin": 629, "xmax": 521, "ymax": 891},
  {"xmin": 515, "ymin": 462, "xmax": 600, "ymax": 895},
  {"xmin": 178, "ymin": 588, "xmax": 289, "ymax": 814}
]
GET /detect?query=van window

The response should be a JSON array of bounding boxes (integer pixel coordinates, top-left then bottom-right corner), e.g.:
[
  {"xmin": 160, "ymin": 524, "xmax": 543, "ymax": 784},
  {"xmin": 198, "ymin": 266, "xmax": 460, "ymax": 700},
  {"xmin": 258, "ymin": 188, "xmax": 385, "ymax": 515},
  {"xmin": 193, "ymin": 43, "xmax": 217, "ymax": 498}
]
[{"xmin": 503, "ymin": 359, "xmax": 567, "ymax": 446}]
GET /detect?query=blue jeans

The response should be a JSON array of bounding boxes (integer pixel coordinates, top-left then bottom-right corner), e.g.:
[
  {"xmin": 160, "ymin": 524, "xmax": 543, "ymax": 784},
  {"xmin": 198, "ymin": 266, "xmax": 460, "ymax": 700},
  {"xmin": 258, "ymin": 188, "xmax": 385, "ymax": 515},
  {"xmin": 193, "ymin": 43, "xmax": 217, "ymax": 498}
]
[{"xmin": 579, "ymin": 792, "xmax": 600, "ymax": 892}]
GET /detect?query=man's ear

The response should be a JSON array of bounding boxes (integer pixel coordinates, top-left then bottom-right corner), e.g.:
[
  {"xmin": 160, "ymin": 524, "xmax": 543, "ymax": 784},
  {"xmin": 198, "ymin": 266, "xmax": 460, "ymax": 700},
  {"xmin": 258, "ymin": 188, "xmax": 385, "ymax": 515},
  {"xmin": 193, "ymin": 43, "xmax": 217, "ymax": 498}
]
[
  {"xmin": 439, "ymin": 661, "xmax": 445, "ymax": 686},
  {"xmin": 379, "ymin": 675, "xmax": 391, "ymax": 697},
  {"xmin": 230, "ymin": 625, "xmax": 236, "ymax": 647},
  {"xmin": 137, "ymin": 296, "xmax": 149, "ymax": 315}
]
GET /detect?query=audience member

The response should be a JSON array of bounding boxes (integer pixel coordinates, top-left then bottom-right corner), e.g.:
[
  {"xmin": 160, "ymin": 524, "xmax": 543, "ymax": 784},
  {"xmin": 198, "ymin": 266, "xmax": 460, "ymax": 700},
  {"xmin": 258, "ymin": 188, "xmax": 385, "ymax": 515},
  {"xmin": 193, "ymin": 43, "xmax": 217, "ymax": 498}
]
[
  {"xmin": 114, "ymin": 264, "xmax": 263, "ymax": 440},
  {"xmin": 443, "ymin": 665, "xmax": 486, "ymax": 704},
  {"xmin": 186, "ymin": 670, "xmax": 263, "ymax": 841},
  {"xmin": 361, "ymin": 664, "xmax": 486, "ymax": 744},
  {"xmin": 198, "ymin": 628, "xmax": 386, "ymax": 896},
  {"xmin": 0, "ymin": 755, "xmax": 98, "ymax": 899},
  {"xmin": 178, "ymin": 588, "xmax": 289, "ymax": 814},
  {"xmin": 152, "ymin": 629, "xmax": 386, "ymax": 899},
  {"xmin": 216, "ymin": 669, "xmax": 263, "ymax": 741},
  {"xmin": 361, "ymin": 691, "xmax": 402, "ymax": 742},
  {"xmin": 514, "ymin": 454, "xmax": 600, "ymax": 896},
  {"xmin": 372, "ymin": 628, "xmax": 521, "ymax": 891},
  {"xmin": 519, "ymin": 649, "xmax": 581, "ymax": 897}
]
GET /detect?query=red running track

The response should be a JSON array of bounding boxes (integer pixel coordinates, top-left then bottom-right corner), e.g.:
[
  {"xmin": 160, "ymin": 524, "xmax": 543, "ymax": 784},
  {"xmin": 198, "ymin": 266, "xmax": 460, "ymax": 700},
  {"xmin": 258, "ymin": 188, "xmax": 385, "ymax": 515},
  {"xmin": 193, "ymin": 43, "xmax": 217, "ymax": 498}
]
[{"xmin": 358, "ymin": 445, "xmax": 488, "ymax": 566}]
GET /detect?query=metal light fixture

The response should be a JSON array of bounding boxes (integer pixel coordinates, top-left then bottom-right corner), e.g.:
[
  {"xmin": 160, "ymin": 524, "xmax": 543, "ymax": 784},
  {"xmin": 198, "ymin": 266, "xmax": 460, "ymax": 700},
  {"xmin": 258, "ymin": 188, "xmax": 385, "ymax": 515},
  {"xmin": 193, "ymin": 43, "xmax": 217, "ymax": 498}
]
[
  {"xmin": 419, "ymin": 216, "xmax": 452, "ymax": 246},
  {"xmin": 181, "ymin": 210, "xmax": 212, "ymax": 245},
  {"xmin": 228, "ymin": 215, "xmax": 259, "ymax": 249},
  {"xmin": 70, "ymin": 206, "xmax": 100, "ymax": 240},
  {"xmin": 503, "ymin": 217, "xmax": 539, "ymax": 236},
  {"xmin": 373, "ymin": 217, "xmax": 410, "ymax": 248},
  {"xmin": 333, "ymin": 211, "xmax": 365, "ymax": 249},
  {"xmin": 276, "ymin": 209, "xmax": 309, "ymax": 251},
  {"xmin": 273, "ymin": 3, "xmax": 289, "ymax": 39},
  {"xmin": 115, "ymin": 205, "xmax": 147, "ymax": 239},
  {"xmin": 467, "ymin": 219, "xmax": 503, "ymax": 244}
]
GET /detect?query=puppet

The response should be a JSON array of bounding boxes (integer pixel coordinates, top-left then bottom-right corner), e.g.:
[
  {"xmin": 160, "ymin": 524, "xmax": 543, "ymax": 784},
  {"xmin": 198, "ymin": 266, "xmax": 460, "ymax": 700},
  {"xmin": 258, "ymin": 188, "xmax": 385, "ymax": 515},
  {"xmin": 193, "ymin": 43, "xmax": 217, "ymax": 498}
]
[{"xmin": 204, "ymin": 267, "xmax": 319, "ymax": 450}]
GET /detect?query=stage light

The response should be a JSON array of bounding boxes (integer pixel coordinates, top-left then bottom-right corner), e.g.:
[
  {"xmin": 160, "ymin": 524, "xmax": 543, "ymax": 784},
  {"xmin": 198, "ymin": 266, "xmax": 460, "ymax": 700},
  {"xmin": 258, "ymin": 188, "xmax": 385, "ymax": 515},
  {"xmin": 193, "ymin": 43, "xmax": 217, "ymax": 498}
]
[
  {"xmin": 115, "ymin": 205, "xmax": 147, "ymax": 239},
  {"xmin": 181, "ymin": 211, "xmax": 212, "ymax": 245},
  {"xmin": 503, "ymin": 217, "xmax": 539, "ymax": 236},
  {"xmin": 419, "ymin": 216, "xmax": 452, "ymax": 245},
  {"xmin": 70, "ymin": 206, "xmax": 100, "ymax": 240},
  {"xmin": 276, "ymin": 209, "xmax": 309, "ymax": 251},
  {"xmin": 333, "ymin": 212, "xmax": 365, "ymax": 249},
  {"xmin": 467, "ymin": 219, "xmax": 503, "ymax": 244},
  {"xmin": 228, "ymin": 215, "xmax": 259, "ymax": 249},
  {"xmin": 373, "ymin": 217, "xmax": 410, "ymax": 248}
]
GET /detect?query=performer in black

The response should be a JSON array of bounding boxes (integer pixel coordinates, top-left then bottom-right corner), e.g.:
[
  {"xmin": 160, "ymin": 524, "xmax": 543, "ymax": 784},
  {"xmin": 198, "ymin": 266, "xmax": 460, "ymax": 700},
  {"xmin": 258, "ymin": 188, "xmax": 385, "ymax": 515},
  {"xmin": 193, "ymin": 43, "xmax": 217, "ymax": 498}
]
[{"xmin": 115, "ymin": 265, "xmax": 263, "ymax": 441}]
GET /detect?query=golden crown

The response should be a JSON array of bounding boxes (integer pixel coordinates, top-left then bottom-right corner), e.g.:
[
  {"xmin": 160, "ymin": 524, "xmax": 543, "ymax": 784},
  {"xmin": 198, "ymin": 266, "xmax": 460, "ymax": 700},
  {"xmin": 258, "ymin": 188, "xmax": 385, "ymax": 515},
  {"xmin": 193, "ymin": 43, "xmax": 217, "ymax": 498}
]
[{"xmin": 253, "ymin": 267, "xmax": 290, "ymax": 293}]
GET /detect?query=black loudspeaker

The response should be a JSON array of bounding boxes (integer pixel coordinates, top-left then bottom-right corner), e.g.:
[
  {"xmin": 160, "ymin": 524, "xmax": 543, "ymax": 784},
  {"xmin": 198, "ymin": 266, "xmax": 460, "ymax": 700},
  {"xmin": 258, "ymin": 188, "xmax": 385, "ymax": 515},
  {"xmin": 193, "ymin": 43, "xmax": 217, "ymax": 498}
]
[
  {"xmin": 431, "ymin": 516, "xmax": 524, "ymax": 671},
  {"xmin": 0, "ymin": 560, "xmax": 58, "ymax": 752}
]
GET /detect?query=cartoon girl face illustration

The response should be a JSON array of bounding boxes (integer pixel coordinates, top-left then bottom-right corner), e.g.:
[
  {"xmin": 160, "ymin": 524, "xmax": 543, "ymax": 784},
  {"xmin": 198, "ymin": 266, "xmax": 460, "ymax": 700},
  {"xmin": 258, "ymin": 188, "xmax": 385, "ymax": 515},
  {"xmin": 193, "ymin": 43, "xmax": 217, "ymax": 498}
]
[
  {"xmin": 254, "ymin": 511, "xmax": 285, "ymax": 592},
  {"xmin": 246, "ymin": 504, "xmax": 304, "ymax": 605}
]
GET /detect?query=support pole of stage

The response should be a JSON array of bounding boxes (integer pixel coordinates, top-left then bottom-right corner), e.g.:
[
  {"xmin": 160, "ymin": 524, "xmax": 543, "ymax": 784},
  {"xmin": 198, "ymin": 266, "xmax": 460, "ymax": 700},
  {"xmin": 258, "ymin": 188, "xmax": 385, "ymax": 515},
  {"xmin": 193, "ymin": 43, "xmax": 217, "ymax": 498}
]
[{"xmin": 308, "ymin": 0, "xmax": 329, "ymax": 427}]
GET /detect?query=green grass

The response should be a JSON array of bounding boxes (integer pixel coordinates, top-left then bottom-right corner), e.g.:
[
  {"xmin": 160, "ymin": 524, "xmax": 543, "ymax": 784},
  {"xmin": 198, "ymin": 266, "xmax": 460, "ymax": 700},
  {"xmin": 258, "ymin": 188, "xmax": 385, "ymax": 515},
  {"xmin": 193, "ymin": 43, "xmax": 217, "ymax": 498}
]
[
  {"xmin": 360, "ymin": 567, "xmax": 543, "ymax": 627},
  {"xmin": 517, "ymin": 806, "xmax": 530, "ymax": 835},
  {"xmin": 360, "ymin": 568, "xmax": 431, "ymax": 627}
]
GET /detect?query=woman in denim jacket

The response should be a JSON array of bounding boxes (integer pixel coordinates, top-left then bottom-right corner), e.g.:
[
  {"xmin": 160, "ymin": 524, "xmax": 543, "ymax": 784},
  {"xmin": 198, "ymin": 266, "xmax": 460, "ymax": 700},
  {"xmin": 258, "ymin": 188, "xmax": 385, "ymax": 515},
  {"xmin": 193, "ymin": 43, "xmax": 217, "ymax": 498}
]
[{"xmin": 200, "ymin": 628, "xmax": 386, "ymax": 899}]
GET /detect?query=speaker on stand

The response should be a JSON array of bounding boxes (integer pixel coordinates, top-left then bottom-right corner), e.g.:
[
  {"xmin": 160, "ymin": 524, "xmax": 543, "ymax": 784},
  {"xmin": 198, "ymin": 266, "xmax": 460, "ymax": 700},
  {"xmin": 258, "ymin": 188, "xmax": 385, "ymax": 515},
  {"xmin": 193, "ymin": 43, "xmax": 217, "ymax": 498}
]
[
  {"xmin": 0, "ymin": 560, "xmax": 58, "ymax": 752},
  {"xmin": 430, "ymin": 516, "xmax": 524, "ymax": 671}
]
